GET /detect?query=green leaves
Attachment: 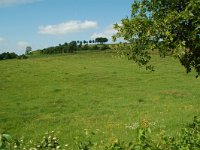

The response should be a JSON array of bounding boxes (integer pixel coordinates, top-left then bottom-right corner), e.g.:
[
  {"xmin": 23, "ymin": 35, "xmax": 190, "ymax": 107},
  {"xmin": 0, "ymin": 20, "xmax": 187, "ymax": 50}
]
[
  {"xmin": 0, "ymin": 134, "xmax": 12, "ymax": 150},
  {"xmin": 75, "ymin": 116, "xmax": 200, "ymax": 149},
  {"xmin": 113, "ymin": 0, "xmax": 200, "ymax": 76},
  {"xmin": 0, "ymin": 131, "xmax": 63, "ymax": 150}
]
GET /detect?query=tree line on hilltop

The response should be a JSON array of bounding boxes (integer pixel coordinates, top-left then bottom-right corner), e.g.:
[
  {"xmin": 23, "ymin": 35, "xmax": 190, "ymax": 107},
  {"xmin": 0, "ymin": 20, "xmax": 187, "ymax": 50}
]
[
  {"xmin": 0, "ymin": 37, "xmax": 109, "ymax": 60},
  {"xmin": 0, "ymin": 52, "xmax": 27, "ymax": 61},
  {"xmin": 40, "ymin": 37, "xmax": 109, "ymax": 55}
]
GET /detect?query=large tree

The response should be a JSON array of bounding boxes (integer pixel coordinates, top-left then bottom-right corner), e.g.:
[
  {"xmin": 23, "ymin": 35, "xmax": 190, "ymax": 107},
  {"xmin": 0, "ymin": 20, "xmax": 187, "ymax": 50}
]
[{"xmin": 113, "ymin": 0, "xmax": 200, "ymax": 77}]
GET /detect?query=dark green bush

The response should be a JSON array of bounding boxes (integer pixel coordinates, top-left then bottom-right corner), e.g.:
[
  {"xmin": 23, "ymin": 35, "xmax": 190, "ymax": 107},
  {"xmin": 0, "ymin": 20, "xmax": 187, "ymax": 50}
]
[
  {"xmin": 99, "ymin": 44, "xmax": 110, "ymax": 50},
  {"xmin": 0, "ymin": 52, "xmax": 18, "ymax": 60},
  {"xmin": 18, "ymin": 54, "xmax": 28, "ymax": 59}
]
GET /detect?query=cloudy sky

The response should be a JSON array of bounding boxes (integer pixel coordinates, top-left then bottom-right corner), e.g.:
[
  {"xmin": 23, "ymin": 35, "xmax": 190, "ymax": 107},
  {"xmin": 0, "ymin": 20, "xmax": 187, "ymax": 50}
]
[{"xmin": 0, "ymin": 0, "xmax": 133, "ymax": 54}]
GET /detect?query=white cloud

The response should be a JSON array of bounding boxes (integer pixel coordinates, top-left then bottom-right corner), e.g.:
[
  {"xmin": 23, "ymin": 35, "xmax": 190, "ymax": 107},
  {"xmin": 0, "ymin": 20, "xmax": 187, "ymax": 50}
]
[
  {"xmin": 38, "ymin": 20, "xmax": 98, "ymax": 35},
  {"xmin": 90, "ymin": 25, "xmax": 117, "ymax": 40},
  {"xmin": 17, "ymin": 41, "xmax": 30, "ymax": 49},
  {"xmin": 0, "ymin": 0, "xmax": 41, "ymax": 6}
]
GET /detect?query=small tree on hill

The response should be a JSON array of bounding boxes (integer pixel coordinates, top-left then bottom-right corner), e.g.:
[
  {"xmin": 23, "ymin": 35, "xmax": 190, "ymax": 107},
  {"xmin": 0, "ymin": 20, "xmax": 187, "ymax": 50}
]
[
  {"xmin": 68, "ymin": 41, "xmax": 77, "ymax": 53},
  {"xmin": 95, "ymin": 37, "xmax": 108, "ymax": 44},
  {"xmin": 83, "ymin": 40, "xmax": 88, "ymax": 45},
  {"xmin": 25, "ymin": 46, "xmax": 32, "ymax": 55}
]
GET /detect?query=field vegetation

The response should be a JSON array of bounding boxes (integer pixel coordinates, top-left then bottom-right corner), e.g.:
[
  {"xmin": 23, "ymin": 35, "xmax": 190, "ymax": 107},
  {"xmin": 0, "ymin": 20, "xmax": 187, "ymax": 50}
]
[
  {"xmin": 0, "ymin": 0, "xmax": 200, "ymax": 149},
  {"xmin": 0, "ymin": 50, "xmax": 199, "ymax": 148}
]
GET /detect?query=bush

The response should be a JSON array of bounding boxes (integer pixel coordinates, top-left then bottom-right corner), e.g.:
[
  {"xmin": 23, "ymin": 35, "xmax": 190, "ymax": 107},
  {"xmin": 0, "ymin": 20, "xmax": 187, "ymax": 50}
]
[
  {"xmin": 80, "ymin": 44, "xmax": 89, "ymax": 50},
  {"xmin": 18, "ymin": 54, "xmax": 28, "ymax": 59},
  {"xmin": 91, "ymin": 45, "xmax": 99, "ymax": 50},
  {"xmin": 0, "ymin": 52, "xmax": 18, "ymax": 60},
  {"xmin": 99, "ymin": 44, "xmax": 110, "ymax": 50}
]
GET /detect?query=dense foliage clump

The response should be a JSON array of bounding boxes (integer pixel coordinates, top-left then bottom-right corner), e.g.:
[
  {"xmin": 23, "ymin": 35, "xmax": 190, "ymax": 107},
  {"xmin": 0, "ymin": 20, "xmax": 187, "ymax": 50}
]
[
  {"xmin": 0, "ymin": 52, "xmax": 28, "ymax": 60},
  {"xmin": 95, "ymin": 37, "xmax": 108, "ymax": 44},
  {"xmin": 113, "ymin": 0, "xmax": 200, "ymax": 76},
  {"xmin": 0, "ymin": 52, "xmax": 18, "ymax": 60}
]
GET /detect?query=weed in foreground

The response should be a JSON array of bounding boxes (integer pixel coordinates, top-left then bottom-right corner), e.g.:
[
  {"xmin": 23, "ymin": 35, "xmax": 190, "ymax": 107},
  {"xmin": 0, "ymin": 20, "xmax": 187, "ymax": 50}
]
[{"xmin": 1, "ymin": 116, "xmax": 199, "ymax": 150}]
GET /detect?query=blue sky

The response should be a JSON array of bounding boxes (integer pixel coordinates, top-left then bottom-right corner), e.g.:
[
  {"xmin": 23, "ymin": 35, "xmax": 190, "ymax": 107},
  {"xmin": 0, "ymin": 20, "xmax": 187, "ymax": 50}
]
[{"xmin": 0, "ymin": 0, "xmax": 133, "ymax": 54}]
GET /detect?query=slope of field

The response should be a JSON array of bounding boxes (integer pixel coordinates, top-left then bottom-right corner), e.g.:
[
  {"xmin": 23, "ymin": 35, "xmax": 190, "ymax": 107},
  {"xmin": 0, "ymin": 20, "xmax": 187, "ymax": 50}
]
[{"xmin": 0, "ymin": 51, "xmax": 199, "ymax": 146}]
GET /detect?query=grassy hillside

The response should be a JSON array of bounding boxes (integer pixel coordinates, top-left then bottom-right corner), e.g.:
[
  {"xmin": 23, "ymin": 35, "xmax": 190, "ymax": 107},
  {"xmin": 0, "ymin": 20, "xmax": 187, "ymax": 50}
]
[{"xmin": 0, "ymin": 51, "xmax": 199, "ymax": 146}]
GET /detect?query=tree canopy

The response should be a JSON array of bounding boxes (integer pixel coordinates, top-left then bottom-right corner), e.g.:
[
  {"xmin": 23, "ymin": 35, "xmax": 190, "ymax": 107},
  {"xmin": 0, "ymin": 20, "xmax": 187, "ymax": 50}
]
[
  {"xmin": 25, "ymin": 46, "xmax": 32, "ymax": 55},
  {"xmin": 0, "ymin": 52, "xmax": 27, "ymax": 60},
  {"xmin": 0, "ymin": 52, "xmax": 18, "ymax": 60},
  {"xmin": 113, "ymin": 0, "xmax": 200, "ymax": 77},
  {"xmin": 95, "ymin": 37, "xmax": 108, "ymax": 44}
]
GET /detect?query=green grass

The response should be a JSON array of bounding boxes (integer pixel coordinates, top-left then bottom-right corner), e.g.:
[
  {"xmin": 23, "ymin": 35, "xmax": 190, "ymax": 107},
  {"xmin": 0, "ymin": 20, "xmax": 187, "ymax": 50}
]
[{"xmin": 0, "ymin": 51, "xmax": 199, "ymax": 146}]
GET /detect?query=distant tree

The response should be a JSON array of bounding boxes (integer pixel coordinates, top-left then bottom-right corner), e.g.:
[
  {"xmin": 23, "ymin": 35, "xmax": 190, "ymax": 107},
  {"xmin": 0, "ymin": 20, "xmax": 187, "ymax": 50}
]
[
  {"xmin": 0, "ymin": 52, "xmax": 18, "ymax": 60},
  {"xmin": 78, "ymin": 41, "xmax": 82, "ymax": 49},
  {"xmin": 9, "ymin": 52, "xmax": 18, "ymax": 59},
  {"xmin": 68, "ymin": 41, "xmax": 77, "ymax": 53},
  {"xmin": 91, "ymin": 45, "xmax": 99, "ymax": 50},
  {"xmin": 63, "ymin": 42, "xmax": 69, "ymax": 53},
  {"xmin": 25, "ymin": 46, "xmax": 32, "ymax": 55},
  {"xmin": 18, "ymin": 54, "xmax": 28, "ymax": 59},
  {"xmin": 58, "ymin": 44, "xmax": 64, "ymax": 53},
  {"xmin": 95, "ymin": 37, "xmax": 108, "ymax": 44},
  {"xmin": 83, "ymin": 40, "xmax": 88, "ymax": 44},
  {"xmin": 89, "ymin": 40, "xmax": 92, "ymax": 44},
  {"xmin": 81, "ymin": 44, "xmax": 89, "ymax": 50},
  {"xmin": 100, "ymin": 44, "xmax": 110, "ymax": 50}
]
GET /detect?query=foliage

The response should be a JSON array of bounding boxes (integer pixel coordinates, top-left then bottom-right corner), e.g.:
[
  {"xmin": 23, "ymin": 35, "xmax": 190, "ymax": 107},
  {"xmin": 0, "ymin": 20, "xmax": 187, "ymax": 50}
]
[
  {"xmin": 113, "ymin": 0, "xmax": 200, "ymax": 76},
  {"xmin": 18, "ymin": 54, "xmax": 28, "ymax": 59},
  {"xmin": 1, "ymin": 51, "xmax": 199, "ymax": 147},
  {"xmin": 81, "ymin": 44, "xmax": 90, "ymax": 51},
  {"xmin": 111, "ymin": 42, "xmax": 154, "ymax": 71},
  {"xmin": 0, "ymin": 131, "xmax": 62, "ymax": 150},
  {"xmin": 95, "ymin": 37, "xmax": 108, "ymax": 44},
  {"xmin": 0, "ymin": 52, "xmax": 29, "ymax": 60},
  {"xmin": 73, "ymin": 116, "xmax": 200, "ymax": 150},
  {"xmin": 91, "ymin": 44, "xmax": 99, "ymax": 50},
  {"xmin": 68, "ymin": 41, "xmax": 78, "ymax": 53},
  {"xmin": 0, "ymin": 134, "xmax": 12, "ymax": 150},
  {"xmin": 40, "ymin": 40, "xmax": 110, "ymax": 54},
  {"xmin": 25, "ymin": 46, "xmax": 32, "ymax": 55},
  {"xmin": 0, "ymin": 52, "xmax": 18, "ymax": 60},
  {"xmin": 99, "ymin": 44, "xmax": 110, "ymax": 50},
  {"xmin": 1, "ymin": 116, "xmax": 199, "ymax": 149}
]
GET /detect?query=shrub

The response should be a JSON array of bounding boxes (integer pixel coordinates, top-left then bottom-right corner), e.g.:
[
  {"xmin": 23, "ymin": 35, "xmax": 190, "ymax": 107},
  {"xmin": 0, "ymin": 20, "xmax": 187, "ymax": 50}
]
[
  {"xmin": 91, "ymin": 45, "xmax": 99, "ymax": 50},
  {"xmin": 99, "ymin": 45, "xmax": 110, "ymax": 50},
  {"xmin": 0, "ymin": 52, "xmax": 18, "ymax": 60},
  {"xmin": 18, "ymin": 54, "xmax": 28, "ymax": 59}
]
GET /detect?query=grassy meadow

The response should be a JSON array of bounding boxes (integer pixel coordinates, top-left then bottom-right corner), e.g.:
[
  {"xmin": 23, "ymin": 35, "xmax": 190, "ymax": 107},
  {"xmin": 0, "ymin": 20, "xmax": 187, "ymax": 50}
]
[{"xmin": 0, "ymin": 50, "xmax": 199, "ymax": 146}]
